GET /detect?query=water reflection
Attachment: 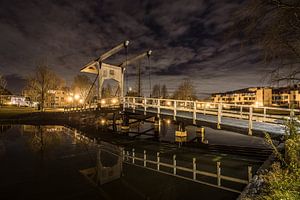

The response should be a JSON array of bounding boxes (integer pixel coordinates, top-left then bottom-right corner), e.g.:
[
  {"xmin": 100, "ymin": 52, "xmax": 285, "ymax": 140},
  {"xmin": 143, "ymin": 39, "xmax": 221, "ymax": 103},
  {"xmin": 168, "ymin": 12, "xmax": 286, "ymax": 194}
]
[
  {"xmin": 0, "ymin": 124, "xmax": 12, "ymax": 134},
  {"xmin": 23, "ymin": 125, "xmax": 63, "ymax": 155},
  {"xmin": 0, "ymin": 125, "xmax": 11, "ymax": 158},
  {"xmin": 118, "ymin": 118, "xmax": 199, "ymax": 143},
  {"xmin": 0, "ymin": 124, "xmax": 258, "ymax": 200}
]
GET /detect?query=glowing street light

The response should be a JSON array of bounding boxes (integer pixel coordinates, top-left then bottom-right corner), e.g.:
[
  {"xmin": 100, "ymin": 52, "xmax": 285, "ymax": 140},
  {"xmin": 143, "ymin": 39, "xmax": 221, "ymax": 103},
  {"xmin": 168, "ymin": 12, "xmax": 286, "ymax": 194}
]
[
  {"xmin": 101, "ymin": 99, "xmax": 106, "ymax": 105},
  {"xmin": 111, "ymin": 98, "xmax": 118, "ymax": 104},
  {"xmin": 67, "ymin": 96, "xmax": 73, "ymax": 102},
  {"xmin": 74, "ymin": 94, "xmax": 80, "ymax": 100},
  {"xmin": 79, "ymin": 99, "xmax": 84, "ymax": 104}
]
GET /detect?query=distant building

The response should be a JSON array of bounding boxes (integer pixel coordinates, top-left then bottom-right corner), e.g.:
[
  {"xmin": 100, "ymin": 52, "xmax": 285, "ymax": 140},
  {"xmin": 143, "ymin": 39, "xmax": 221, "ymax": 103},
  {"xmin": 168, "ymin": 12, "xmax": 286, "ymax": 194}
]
[
  {"xmin": 0, "ymin": 95, "xmax": 28, "ymax": 106},
  {"xmin": 23, "ymin": 88, "xmax": 72, "ymax": 108},
  {"xmin": 272, "ymin": 85, "xmax": 300, "ymax": 108},
  {"xmin": 211, "ymin": 87, "xmax": 272, "ymax": 107},
  {"xmin": 45, "ymin": 89, "xmax": 70, "ymax": 108},
  {"xmin": 211, "ymin": 85, "xmax": 300, "ymax": 108}
]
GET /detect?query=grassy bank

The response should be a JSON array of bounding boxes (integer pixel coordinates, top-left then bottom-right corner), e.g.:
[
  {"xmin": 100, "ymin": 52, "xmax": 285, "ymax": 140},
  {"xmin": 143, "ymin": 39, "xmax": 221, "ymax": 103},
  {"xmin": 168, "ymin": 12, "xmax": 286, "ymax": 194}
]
[
  {"xmin": 242, "ymin": 118, "xmax": 300, "ymax": 200},
  {"xmin": 0, "ymin": 106, "xmax": 38, "ymax": 119}
]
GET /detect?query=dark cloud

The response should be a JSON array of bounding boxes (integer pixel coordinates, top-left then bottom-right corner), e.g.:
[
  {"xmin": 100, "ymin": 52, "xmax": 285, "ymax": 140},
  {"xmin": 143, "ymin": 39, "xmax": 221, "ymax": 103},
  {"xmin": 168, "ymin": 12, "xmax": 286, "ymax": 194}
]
[{"xmin": 0, "ymin": 0, "xmax": 275, "ymax": 97}]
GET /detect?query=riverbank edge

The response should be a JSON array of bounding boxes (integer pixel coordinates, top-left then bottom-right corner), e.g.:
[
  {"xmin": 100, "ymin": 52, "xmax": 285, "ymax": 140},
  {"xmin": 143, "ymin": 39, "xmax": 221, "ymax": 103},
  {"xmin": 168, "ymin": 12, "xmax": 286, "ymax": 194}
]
[{"xmin": 237, "ymin": 143, "xmax": 284, "ymax": 200}]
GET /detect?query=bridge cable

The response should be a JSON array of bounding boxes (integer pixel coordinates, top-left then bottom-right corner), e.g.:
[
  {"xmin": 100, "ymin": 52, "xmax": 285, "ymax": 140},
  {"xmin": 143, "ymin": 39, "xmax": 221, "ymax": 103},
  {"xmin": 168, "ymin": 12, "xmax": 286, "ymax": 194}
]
[
  {"xmin": 148, "ymin": 54, "xmax": 152, "ymax": 97},
  {"xmin": 125, "ymin": 46, "xmax": 128, "ymax": 95},
  {"xmin": 84, "ymin": 73, "xmax": 99, "ymax": 104}
]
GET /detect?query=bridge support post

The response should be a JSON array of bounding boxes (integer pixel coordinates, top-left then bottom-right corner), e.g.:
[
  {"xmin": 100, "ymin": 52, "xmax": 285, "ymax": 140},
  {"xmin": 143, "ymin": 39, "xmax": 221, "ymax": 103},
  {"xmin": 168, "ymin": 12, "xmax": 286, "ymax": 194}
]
[
  {"xmin": 193, "ymin": 101, "xmax": 197, "ymax": 125},
  {"xmin": 248, "ymin": 107, "xmax": 253, "ymax": 135},
  {"xmin": 173, "ymin": 101, "xmax": 177, "ymax": 120},
  {"xmin": 217, "ymin": 103, "xmax": 222, "ymax": 129}
]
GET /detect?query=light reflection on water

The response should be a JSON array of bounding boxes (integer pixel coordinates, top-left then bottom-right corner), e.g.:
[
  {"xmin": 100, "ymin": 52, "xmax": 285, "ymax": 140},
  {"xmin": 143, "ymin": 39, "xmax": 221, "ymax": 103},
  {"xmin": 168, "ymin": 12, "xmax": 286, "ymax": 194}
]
[{"xmin": 0, "ymin": 124, "xmax": 254, "ymax": 200}]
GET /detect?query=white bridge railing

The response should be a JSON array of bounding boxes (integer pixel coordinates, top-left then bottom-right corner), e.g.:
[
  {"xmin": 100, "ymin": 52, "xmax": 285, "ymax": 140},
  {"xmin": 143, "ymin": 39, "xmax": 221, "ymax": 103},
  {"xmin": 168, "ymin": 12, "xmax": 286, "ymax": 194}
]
[{"xmin": 123, "ymin": 96, "xmax": 299, "ymax": 135}]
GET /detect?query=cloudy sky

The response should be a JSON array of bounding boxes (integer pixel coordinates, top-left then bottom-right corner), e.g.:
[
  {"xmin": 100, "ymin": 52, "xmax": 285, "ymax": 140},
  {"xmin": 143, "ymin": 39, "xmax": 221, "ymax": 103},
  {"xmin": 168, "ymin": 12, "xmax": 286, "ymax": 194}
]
[{"xmin": 0, "ymin": 0, "xmax": 276, "ymax": 96}]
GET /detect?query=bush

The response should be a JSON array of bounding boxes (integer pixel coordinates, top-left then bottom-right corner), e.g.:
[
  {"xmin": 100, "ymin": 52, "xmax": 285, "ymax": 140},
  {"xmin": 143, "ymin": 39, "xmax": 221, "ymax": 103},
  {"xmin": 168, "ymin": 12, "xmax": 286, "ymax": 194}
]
[{"xmin": 244, "ymin": 116, "xmax": 300, "ymax": 200}]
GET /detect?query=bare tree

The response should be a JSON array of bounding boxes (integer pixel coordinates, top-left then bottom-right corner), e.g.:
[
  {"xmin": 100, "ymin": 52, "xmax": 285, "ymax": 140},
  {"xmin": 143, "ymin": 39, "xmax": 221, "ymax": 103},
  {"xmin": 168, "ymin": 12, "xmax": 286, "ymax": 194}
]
[
  {"xmin": 151, "ymin": 84, "xmax": 161, "ymax": 98},
  {"xmin": 235, "ymin": 0, "xmax": 300, "ymax": 85},
  {"xmin": 173, "ymin": 79, "xmax": 197, "ymax": 100},
  {"xmin": 25, "ymin": 65, "xmax": 63, "ymax": 111},
  {"xmin": 161, "ymin": 84, "xmax": 168, "ymax": 98},
  {"xmin": 0, "ymin": 73, "xmax": 7, "ymax": 93},
  {"xmin": 72, "ymin": 75, "xmax": 92, "ymax": 102}
]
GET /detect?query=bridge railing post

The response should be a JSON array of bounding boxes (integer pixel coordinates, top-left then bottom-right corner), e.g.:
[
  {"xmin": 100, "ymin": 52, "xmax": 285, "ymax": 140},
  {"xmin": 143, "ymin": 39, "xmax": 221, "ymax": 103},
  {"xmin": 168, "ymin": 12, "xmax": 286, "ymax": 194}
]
[
  {"xmin": 132, "ymin": 97, "xmax": 136, "ymax": 113},
  {"xmin": 174, "ymin": 101, "xmax": 177, "ymax": 120},
  {"xmin": 240, "ymin": 106, "xmax": 243, "ymax": 119},
  {"xmin": 217, "ymin": 103, "xmax": 222, "ymax": 129},
  {"xmin": 263, "ymin": 107, "xmax": 266, "ymax": 122},
  {"xmin": 144, "ymin": 97, "xmax": 147, "ymax": 115},
  {"xmin": 173, "ymin": 155, "xmax": 177, "ymax": 175},
  {"xmin": 132, "ymin": 148, "xmax": 135, "ymax": 164},
  {"xmin": 217, "ymin": 161, "xmax": 221, "ymax": 186},
  {"xmin": 123, "ymin": 97, "xmax": 126, "ymax": 111},
  {"xmin": 193, "ymin": 158, "xmax": 196, "ymax": 180},
  {"xmin": 157, "ymin": 152, "xmax": 160, "ymax": 171},
  {"xmin": 193, "ymin": 101, "xmax": 197, "ymax": 125},
  {"xmin": 143, "ymin": 150, "xmax": 147, "ymax": 167},
  {"xmin": 248, "ymin": 106, "xmax": 253, "ymax": 135},
  {"xmin": 248, "ymin": 166, "xmax": 252, "ymax": 183},
  {"xmin": 157, "ymin": 99, "xmax": 160, "ymax": 117}
]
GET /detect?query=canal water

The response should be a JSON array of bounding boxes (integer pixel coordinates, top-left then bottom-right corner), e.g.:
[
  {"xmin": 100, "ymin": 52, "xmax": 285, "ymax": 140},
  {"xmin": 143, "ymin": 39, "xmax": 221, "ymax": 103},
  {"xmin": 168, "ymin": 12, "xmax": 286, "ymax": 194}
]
[{"xmin": 0, "ymin": 124, "xmax": 262, "ymax": 200}]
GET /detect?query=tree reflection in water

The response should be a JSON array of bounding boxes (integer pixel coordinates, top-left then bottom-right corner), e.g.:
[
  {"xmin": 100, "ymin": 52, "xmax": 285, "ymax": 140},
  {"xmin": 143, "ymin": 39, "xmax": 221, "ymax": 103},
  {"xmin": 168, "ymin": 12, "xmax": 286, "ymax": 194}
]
[
  {"xmin": 0, "ymin": 125, "xmax": 12, "ymax": 157},
  {"xmin": 25, "ymin": 125, "xmax": 62, "ymax": 164}
]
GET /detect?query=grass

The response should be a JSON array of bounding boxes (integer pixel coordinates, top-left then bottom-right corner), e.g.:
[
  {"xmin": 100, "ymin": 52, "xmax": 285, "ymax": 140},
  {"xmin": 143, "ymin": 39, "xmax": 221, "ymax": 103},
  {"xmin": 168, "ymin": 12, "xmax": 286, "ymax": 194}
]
[{"xmin": 0, "ymin": 105, "xmax": 38, "ymax": 119}]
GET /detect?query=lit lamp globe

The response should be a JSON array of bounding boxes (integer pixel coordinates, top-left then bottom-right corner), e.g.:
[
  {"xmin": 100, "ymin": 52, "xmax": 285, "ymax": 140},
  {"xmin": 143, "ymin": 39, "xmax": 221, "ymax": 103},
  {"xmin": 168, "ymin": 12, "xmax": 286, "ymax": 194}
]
[
  {"xmin": 74, "ymin": 94, "xmax": 80, "ymax": 100},
  {"xmin": 67, "ymin": 96, "xmax": 73, "ymax": 102}
]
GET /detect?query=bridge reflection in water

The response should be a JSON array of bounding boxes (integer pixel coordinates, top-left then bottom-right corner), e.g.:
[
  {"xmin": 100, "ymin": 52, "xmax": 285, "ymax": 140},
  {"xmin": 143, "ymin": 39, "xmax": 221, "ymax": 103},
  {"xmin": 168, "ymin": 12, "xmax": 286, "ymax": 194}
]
[{"xmin": 0, "ymin": 124, "xmax": 263, "ymax": 199}]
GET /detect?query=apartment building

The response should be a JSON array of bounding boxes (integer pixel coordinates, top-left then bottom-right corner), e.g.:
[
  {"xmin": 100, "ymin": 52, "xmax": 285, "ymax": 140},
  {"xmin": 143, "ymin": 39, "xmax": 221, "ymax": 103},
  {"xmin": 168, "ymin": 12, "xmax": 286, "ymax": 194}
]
[
  {"xmin": 44, "ymin": 89, "xmax": 69, "ymax": 108},
  {"xmin": 211, "ymin": 85, "xmax": 300, "ymax": 108},
  {"xmin": 211, "ymin": 87, "xmax": 272, "ymax": 106},
  {"xmin": 272, "ymin": 85, "xmax": 300, "ymax": 108}
]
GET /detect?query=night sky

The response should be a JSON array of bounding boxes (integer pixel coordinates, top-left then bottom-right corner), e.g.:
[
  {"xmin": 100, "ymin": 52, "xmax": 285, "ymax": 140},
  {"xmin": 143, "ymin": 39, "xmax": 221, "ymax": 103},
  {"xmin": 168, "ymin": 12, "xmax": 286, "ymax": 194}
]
[{"xmin": 0, "ymin": 0, "xmax": 276, "ymax": 96}]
